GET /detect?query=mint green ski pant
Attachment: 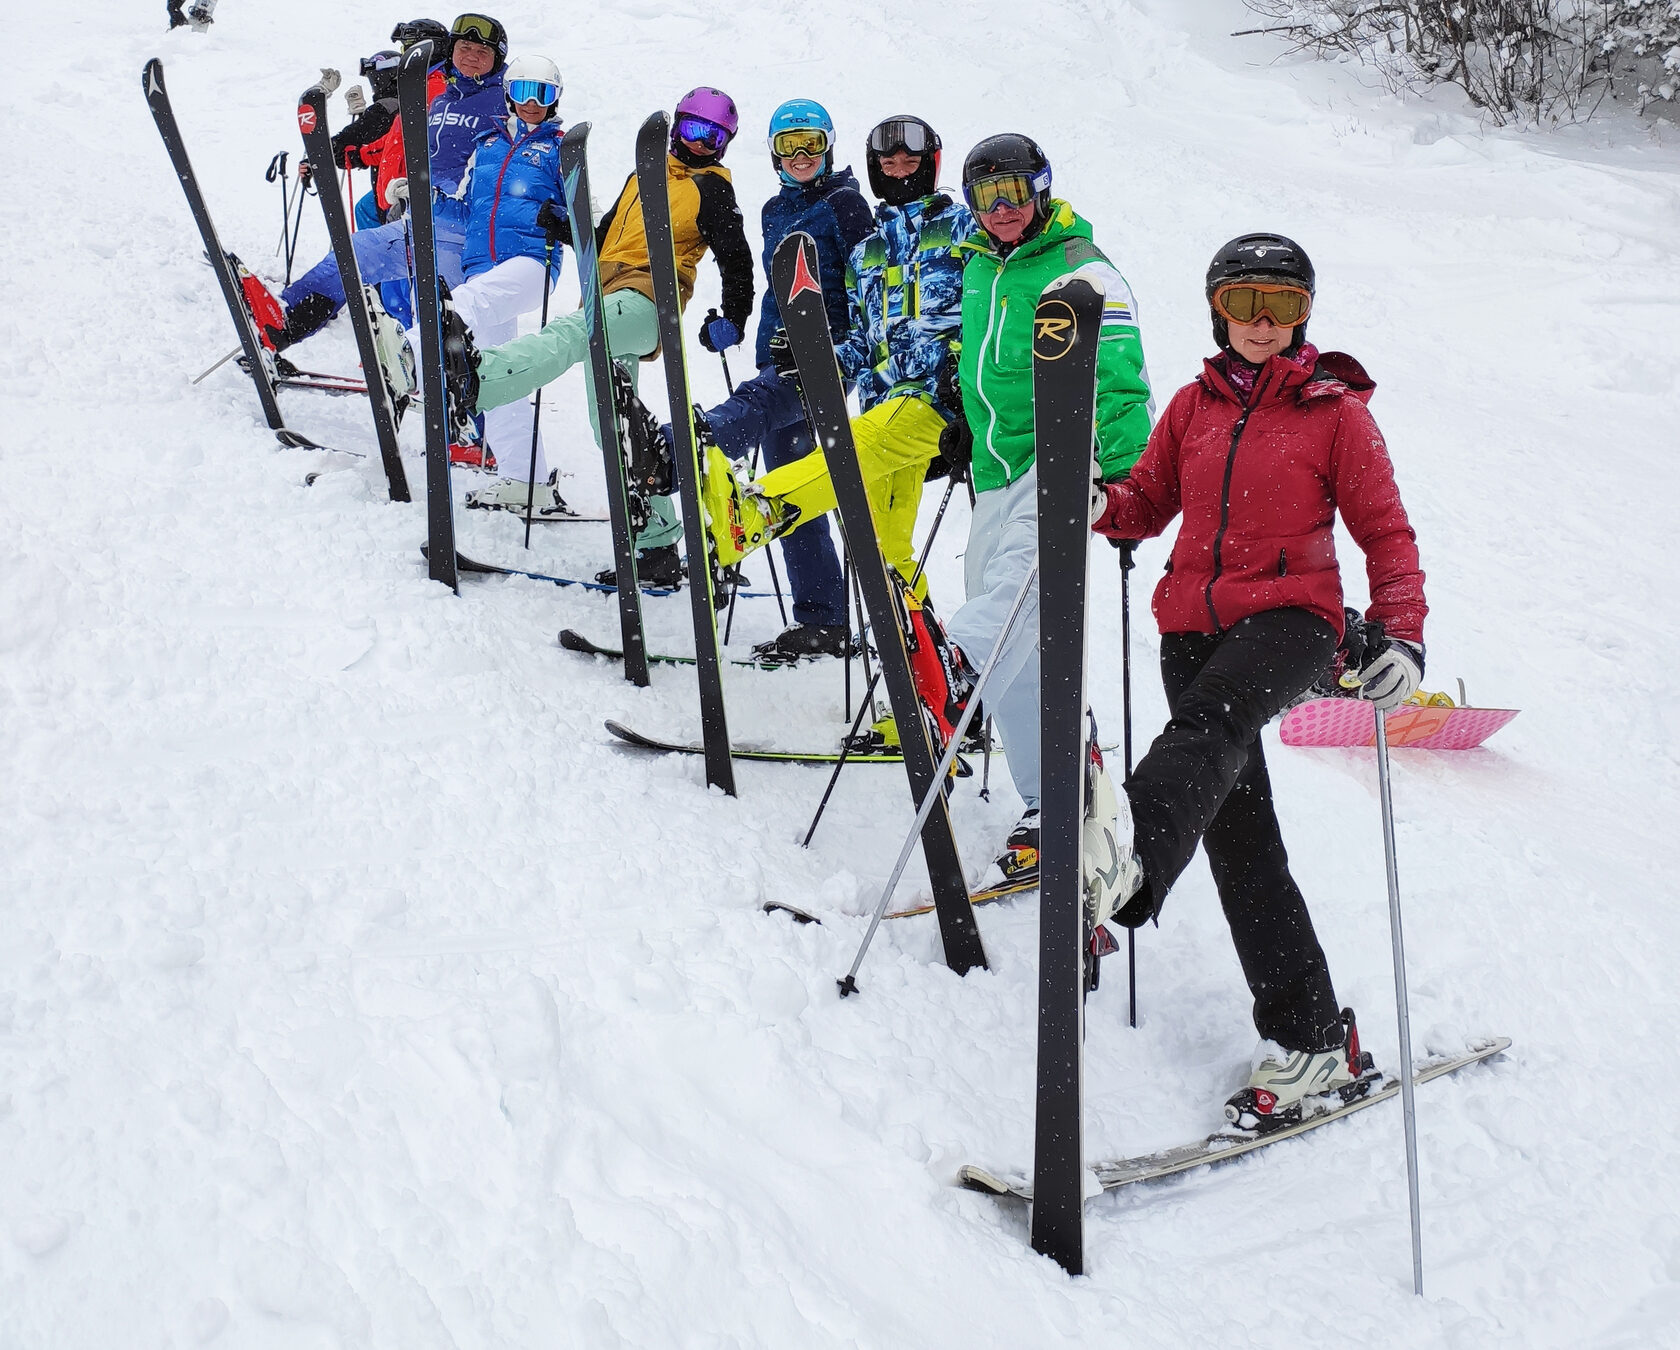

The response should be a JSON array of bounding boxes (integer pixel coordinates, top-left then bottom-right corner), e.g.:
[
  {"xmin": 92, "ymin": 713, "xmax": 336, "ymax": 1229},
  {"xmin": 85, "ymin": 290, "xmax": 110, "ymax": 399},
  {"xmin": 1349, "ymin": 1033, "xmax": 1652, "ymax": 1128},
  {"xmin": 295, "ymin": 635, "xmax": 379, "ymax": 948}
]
[{"xmin": 475, "ymin": 289, "xmax": 682, "ymax": 550}]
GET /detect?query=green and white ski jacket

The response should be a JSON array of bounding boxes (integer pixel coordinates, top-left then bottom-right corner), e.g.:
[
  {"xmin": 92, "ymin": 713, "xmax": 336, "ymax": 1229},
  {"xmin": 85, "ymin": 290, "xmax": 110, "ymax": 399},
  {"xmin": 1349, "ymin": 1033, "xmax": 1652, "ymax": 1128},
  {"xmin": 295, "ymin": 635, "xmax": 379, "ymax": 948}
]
[{"xmin": 957, "ymin": 200, "xmax": 1154, "ymax": 494}]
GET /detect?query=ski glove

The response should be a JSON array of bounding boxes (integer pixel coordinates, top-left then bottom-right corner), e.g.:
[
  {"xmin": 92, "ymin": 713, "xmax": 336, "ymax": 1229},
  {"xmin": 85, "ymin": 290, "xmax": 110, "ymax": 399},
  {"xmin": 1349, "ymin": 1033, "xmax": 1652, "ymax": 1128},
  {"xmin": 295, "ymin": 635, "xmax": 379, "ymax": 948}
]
[
  {"xmin": 938, "ymin": 415, "xmax": 973, "ymax": 478},
  {"xmin": 386, "ymin": 177, "xmax": 409, "ymax": 205},
  {"xmin": 699, "ymin": 315, "xmax": 741, "ymax": 353},
  {"xmin": 1355, "ymin": 637, "xmax": 1425, "ymax": 712},
  {"xmin": 319, "ymin": 68, "xmax": 342, "ymax": 96},
  {"xmin": 535, "ymin": 201, "xmax": 570, "ymax": 245},
  {"xmin": 345, "ymin": 85, "xmax": 368, "ymax": 117}
]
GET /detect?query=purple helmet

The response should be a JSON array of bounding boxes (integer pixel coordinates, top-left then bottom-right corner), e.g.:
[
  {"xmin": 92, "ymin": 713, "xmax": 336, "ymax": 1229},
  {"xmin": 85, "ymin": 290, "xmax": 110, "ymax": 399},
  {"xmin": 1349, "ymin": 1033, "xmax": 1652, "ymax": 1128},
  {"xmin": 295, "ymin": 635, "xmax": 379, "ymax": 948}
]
[{"xmin": 673, "ymin": 87, "xmax": 739, "ymax": 139}]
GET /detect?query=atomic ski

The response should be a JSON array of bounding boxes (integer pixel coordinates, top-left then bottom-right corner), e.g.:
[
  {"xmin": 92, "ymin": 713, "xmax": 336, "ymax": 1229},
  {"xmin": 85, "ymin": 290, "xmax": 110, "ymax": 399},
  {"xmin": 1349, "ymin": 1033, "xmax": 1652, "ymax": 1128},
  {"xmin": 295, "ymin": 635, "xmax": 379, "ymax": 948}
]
[
  {"xmin": 297, "ymin": 81, "xmax": 411, "ymax": 503},
  {"xmin": 772, "ymin": 230, "xmax": 986, "ymax": 977},
  {"xmin": 604, "ymin": 719, "xmax": 910, "ymax": 766},
  {"xmin": 561, "ymin": 122, "xmax": 651, "ymax": 688},
  {"xmin": 636, "ymin": 111, "xmax": 734, "ymax": 795},
  {"xmin": 959, "ymin": 1038, "xmax": 1510, "ymax": 1200},
  {"xmin": 1026, "ymin": 273, "xmax": 1108, "ymax": 1274},
  {"xmin": 144, "ymin": 58, "xmax": 314, "ymax": 446},
  {"xmin": 397, "ymin": 42, "xmax": 457, "ymax": 591}
]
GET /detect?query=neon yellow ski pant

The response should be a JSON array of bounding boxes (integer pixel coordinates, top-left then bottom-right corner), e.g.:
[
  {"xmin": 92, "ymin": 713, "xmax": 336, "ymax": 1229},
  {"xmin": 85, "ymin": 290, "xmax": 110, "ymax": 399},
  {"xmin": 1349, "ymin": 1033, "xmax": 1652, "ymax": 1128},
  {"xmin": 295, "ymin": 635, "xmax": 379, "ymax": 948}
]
[{"xmin": 755, "ymin": 394, "xmax": 943, "ymax": 594}]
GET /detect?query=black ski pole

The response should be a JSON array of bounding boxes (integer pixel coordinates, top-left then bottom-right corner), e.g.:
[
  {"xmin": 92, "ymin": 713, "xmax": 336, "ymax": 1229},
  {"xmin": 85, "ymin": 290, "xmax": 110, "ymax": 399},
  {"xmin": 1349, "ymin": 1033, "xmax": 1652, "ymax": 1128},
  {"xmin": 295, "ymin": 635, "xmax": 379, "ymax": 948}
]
[
  {"xmin": 1119, "ymin": 539, "xmax": 1138, "ymax": 1028},
  {"xmin": 842, "ymin": 553, "xmax": 853, "ymax": 721},
  {"xmin": 268, "ymin": 152, "xmax": 290, "ymax": 257},
  {"xmin": 522, "ymin": 238, "xmax": 557, "ymax": 550},
  {"xmin": 801, "ymin": 472, "xmax": 960, "ymax": 848},
  {"xmin": 286, "ymin": 171, "xmax": 314, "ymax": 286},
  {"xmin": 713, "ymin": 317, "xmax": 789, "ymax": 640}
]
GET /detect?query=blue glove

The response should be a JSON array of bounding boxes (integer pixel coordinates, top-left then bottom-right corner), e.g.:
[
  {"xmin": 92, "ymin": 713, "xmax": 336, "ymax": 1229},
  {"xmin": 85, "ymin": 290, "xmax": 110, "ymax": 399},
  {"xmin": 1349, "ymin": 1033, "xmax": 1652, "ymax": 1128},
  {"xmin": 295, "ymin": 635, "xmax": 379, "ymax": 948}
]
[{"xmin": 699, "ymin": 315, "xmax": 740, "ymax": 352}]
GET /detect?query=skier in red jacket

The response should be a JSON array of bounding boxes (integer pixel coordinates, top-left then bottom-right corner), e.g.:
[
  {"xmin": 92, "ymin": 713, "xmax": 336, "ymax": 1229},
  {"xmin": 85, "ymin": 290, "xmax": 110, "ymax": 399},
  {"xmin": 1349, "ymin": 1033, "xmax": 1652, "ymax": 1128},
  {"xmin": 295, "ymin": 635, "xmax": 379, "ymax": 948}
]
[{"xmin": 1091, "ymin": 233, "xmax": 1428, "ymax": 1131}]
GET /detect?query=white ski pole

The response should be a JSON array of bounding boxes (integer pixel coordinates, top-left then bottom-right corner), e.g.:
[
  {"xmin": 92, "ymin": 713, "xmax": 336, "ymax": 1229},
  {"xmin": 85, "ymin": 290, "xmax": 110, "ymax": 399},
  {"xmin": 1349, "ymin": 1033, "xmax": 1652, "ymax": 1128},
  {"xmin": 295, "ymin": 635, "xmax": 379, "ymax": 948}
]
[
  {"xmin": 1374, "ymin": 708, "xmax": 1424, "ymax": 1295},
  {"xmin": 838, "ymin": 562, "xmax": 1037, "ymax": 995}
]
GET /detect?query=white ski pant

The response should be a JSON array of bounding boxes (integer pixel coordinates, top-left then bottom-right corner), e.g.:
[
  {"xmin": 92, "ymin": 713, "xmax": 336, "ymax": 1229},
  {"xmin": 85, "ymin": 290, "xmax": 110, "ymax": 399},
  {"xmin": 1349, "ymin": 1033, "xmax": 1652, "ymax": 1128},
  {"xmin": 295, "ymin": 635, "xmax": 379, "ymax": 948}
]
[
  {"xmin": 408, "ymin": 254, "xmax": 550, "ymax": 481},
  {"xmin": 947, "ymin": 467, "xmax": 1044, "ymax": 810}
]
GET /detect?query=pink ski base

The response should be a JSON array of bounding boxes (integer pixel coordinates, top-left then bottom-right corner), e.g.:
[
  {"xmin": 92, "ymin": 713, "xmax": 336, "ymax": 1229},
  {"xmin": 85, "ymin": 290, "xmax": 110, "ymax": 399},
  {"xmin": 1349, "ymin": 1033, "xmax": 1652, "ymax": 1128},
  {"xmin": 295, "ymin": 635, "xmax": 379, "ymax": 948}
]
[{"xmin": 1279, "ymin": 698, "xmax": 1519, "ymax": 750}]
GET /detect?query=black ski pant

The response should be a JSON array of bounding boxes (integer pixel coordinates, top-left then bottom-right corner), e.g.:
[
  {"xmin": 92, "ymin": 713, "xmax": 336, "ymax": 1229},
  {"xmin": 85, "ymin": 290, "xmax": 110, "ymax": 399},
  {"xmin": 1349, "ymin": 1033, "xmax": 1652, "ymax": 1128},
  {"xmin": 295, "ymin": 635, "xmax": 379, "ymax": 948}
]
[{"xmin": 1122, "ymin": 607, "xmax": 1344, "ymax": 1051}]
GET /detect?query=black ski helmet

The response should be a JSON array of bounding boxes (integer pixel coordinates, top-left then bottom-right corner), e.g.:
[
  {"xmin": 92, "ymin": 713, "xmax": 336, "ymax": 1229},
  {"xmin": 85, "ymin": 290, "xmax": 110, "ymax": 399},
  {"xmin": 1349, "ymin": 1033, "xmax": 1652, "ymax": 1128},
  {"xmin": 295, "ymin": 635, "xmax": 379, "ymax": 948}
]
[
  {"xmin": 359, "ymin": 50, "xmax": 403, "ymax": 103},
  {"xmin": 391, "ymin": 18, "xmax": 449, "ymax": 52},
  {"xmin": 962, "ymin": 134, "xmax": 1053, "ymax": 243},
  {"xmin": 1205, "ymin": 232, "xmax": 1315, "ymax": 353},
  {"xmin": 447, "ymin": 13, "xmax": 508, "ymax": 73},
  {"xmin": 866, "ymin": 115, "xmax": 942, "ymax": 206}
]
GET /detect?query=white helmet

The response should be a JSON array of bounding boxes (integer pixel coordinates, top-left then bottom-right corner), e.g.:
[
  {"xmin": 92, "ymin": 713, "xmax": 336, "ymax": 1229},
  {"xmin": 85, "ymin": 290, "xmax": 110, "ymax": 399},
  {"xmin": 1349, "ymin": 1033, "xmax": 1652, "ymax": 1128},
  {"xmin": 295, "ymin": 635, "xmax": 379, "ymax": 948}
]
[{"xmin": 504, "ymin": 55, "xmax": 562, "ymax": 122}]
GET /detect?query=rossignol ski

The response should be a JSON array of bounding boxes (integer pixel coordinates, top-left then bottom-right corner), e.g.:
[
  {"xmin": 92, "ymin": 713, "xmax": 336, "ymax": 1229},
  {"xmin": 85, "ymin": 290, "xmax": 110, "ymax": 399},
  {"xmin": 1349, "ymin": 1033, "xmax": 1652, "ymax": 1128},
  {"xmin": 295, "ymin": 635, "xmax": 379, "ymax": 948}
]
[
  {"xmin": 397, "ymin": 42, "xmax": 457, "ymax": 591},
  {"xmin": 636, "ymin": 112, "xmax": 734, "ymax": 795},
  {"xmin": 772, "ymin": 230, "xmax": 986, "ymax": 977},
  {"xmin": 561, "ymin": 122, "xmax": 651, "ymax": 688},
  {"xmin": 143, "ymin": 58, "xmax": 320, "ymax": 449},
  {"xmin": 296, "ymin": 83, "xmax": 411, "ymax": 503},
  {"xmin": 1026, "ymin": 273, "xmax": 1107, "ymax": 1275}
]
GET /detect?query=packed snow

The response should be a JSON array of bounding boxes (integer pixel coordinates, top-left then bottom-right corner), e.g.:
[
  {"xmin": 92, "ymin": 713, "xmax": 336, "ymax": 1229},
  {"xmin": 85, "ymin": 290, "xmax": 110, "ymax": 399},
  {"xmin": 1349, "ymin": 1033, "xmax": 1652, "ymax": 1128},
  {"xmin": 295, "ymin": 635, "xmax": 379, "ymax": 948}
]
[{"xmin": 4, "ymin": 0, "xmax": 1679, "ymax": 1345}]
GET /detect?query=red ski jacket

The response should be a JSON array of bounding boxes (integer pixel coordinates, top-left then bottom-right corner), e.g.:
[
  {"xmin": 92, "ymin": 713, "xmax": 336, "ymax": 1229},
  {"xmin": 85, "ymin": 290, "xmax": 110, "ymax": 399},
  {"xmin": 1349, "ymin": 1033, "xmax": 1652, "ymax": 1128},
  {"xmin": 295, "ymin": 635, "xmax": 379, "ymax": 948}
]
[
  {"xmin": 1094, "ymin": 346, "xmax": 1426, "ymax": 644},
  {"xmin": 367, "ymin": 67, "xmax": 448, "ymax": 213}
]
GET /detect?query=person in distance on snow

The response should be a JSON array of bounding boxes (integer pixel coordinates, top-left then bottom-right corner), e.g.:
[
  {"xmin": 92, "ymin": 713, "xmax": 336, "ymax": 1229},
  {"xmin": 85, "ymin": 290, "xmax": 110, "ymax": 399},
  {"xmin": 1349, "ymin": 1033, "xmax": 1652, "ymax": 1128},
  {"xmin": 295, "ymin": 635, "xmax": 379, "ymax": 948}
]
[
  {"xmin": 236, "ymin": 13, "xmax": 510, "ymax": 352},
  {"xmin": 388, "ymin": 55, "xmax": 568, "ymax": 499},
  {"xmin": 1090, "ymin": 233, "xmax": 1428, "ymax": 1131},
  {"xmin": 457, "ymin": 89, "xmax": 755, "ymax": 550},
  {"xmin": 661, "ymin": 98, "xmax": 874, "ymax": 659},
  {"xmin": 698, "ymin": 114, "xmax": 983, "ymax": 674}
]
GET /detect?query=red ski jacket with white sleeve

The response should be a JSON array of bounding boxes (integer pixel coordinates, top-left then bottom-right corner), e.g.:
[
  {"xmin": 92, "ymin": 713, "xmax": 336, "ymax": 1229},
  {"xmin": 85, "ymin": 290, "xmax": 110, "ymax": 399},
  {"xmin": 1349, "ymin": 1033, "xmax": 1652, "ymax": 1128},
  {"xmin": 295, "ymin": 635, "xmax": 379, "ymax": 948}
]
[{"xmin": 1093, "ymin": 345, "xmax": 1426, "ymax": 645}]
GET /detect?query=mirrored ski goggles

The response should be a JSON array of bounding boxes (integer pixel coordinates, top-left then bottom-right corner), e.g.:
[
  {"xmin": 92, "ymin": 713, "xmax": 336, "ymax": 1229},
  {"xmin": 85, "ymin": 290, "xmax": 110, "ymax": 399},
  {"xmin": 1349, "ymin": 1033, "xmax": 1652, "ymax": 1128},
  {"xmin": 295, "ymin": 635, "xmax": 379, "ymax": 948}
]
[
  {"xmin": 450, "ymin": 14, "xmax": 501, "ymax": 46},
  {"xmin": 964, "ymin": 170, "xmax": 1045, "ymax": 215},
  {"xmin": 1210, "ymin": 282, "xmax": 1313, "ymax": 327},
  {"xmin": 771, "ymin": 128, "xmax": 829, "ymax": 160},
  {"xmin": 675, "ymin": 116, "xmax": 730, "ymax": 150},
  {"xmin": 867, "ymin": 118, "xmax": 934, "ymax": 155},
  {"xmin": 361, "ymin": 52, "xmax": 402, "ymax": 78},
  {"xmin": 506, "ymin": 79, "xmax": 560, "ymax": 106}
]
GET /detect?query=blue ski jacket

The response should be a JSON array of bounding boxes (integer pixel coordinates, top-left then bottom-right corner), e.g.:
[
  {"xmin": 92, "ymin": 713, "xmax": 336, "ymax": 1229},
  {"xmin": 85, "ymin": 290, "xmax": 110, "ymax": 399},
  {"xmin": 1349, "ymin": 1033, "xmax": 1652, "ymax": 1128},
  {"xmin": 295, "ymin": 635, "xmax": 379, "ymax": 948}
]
[
  {"xmin": 452, "ymin": 118, "xmax": 566, "ymax": 280},
  {"xmin": 835, "ymin": 193, "xmax": 979, "ymax": 418},
  {"xmin": 426, "ymin": 67, "xmax": 506, "ymax": 193},
  {"xmin": 754, "ymin": 167, "xmax": 874, "ymax": 369}
]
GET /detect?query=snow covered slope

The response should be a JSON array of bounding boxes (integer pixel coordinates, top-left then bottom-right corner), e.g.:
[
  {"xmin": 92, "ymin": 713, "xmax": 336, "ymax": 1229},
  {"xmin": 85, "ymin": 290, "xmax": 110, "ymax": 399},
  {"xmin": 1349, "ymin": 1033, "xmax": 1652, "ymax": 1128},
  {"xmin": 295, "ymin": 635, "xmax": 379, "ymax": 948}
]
[{"xmin": 4, "ymin": 1, "xmax": 1679, "ymax": 1345}]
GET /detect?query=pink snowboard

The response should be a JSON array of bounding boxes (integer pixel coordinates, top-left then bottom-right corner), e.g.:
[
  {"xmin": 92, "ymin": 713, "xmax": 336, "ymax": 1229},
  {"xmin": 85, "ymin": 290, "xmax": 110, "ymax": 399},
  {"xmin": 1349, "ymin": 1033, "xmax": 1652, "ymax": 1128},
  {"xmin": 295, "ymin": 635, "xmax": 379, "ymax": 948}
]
[{"xmin": 1279, "ymin": 698, "xmax": 1518, "ymax": 750}]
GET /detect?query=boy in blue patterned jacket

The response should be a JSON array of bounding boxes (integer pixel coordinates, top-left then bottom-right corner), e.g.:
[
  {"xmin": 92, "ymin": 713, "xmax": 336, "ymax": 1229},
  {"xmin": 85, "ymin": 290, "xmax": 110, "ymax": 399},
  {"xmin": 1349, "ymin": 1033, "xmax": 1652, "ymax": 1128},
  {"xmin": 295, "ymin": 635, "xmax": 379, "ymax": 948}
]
[{"xmin": 703, "ymin": 116, "xmax": 978, "ymax": 610}]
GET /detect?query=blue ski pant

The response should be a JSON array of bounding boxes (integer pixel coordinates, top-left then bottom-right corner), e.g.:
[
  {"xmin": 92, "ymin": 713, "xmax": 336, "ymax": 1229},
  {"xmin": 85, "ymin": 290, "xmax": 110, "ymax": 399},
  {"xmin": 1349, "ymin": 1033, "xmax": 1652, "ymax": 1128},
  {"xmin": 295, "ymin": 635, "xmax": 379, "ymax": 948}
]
[
  {"xmin": 281, "ymin": 214, "xmax": 463, "ymax": 317},
  {"xmin": 353, "ymin": 191, "xmax": 414, "ymax": 327},
  {"xmin": 701, "ymin": 366, "xmax": 845, "ymax": 628}
]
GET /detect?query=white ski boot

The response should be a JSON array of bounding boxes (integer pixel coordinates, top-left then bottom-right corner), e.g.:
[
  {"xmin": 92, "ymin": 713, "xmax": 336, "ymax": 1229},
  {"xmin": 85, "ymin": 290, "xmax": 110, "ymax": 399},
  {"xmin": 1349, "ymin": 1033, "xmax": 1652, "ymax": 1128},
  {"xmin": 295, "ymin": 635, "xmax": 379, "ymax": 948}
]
[
  {"xmin": 1224, "ymin": 1008, "xmax": 1377, "ymax": 1133},
  {"xmin": 1082, "ymin": 748, "xmax": 1142, "ymax": 926},
  {"xmin": 463, "ymin": 471, "xmax": 579, "ymax": 520},
  {"xmin": 366, "ymin": 288, "xmax": 416, "ymax": 417}
]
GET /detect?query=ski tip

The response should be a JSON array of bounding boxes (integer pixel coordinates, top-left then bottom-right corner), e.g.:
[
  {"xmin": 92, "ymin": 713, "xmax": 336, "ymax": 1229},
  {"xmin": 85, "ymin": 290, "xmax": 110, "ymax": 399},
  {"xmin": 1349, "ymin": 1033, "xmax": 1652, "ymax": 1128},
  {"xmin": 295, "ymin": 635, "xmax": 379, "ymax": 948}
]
[
  {"xmin": 762, "ymin": 901, "xmax": 821, "ymax": 926},
  {"xmin": 956, "ymin": 1165, "xmax": 1030, "ymax": 1200}
]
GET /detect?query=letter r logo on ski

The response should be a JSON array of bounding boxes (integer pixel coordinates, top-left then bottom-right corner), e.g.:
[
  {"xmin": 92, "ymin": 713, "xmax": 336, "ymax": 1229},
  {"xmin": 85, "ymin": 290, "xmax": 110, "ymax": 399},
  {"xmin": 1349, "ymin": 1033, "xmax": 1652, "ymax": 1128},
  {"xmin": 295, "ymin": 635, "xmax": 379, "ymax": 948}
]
[
  {"xmin": 788, "ymin": 245, "xmax": 821, "ymax": 301},
  {"xmin": 1032, "ymin": 299, "xmax": 1078, "ymax": 360},
  {"xmin": 298, "ymin": 104, "xmax": 317, "ymax": 133}
]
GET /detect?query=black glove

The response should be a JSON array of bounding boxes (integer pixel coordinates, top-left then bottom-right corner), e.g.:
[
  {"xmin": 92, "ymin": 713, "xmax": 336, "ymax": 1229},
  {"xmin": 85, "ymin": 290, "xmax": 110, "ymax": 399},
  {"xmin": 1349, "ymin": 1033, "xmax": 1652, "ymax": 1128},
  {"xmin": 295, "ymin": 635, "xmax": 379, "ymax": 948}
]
[
  {"xmin": 767, "ymin": 328, "xmax": 797, "ymax": 379},
  {"xmin": 937, "ymin": 415, "xmax": 973, "ymax": 479},
  {"xmin": 296, "ymin": 158, "xmax": 314, "ymax": 187},
  {"xmin": 535, "ymin": 200, "xmax": 570, "ymax": 245}
]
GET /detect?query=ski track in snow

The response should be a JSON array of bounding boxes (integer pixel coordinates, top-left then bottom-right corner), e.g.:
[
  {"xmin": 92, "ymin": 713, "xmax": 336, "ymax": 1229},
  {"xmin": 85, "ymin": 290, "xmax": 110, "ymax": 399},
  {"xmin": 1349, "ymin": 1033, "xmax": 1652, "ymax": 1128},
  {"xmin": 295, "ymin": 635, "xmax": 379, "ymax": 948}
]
[{"xmin": 4, "ymin": 1, "xmax": 1679, "ymax": 1346}]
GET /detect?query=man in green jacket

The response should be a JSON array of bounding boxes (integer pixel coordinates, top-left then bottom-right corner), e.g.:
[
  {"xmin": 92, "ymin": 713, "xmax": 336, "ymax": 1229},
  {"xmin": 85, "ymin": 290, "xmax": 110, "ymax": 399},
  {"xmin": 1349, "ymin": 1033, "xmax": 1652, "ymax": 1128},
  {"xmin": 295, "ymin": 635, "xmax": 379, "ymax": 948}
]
[{"xmin": 943, "ymin": 133, "xmax": 1153, "ymax": 889}]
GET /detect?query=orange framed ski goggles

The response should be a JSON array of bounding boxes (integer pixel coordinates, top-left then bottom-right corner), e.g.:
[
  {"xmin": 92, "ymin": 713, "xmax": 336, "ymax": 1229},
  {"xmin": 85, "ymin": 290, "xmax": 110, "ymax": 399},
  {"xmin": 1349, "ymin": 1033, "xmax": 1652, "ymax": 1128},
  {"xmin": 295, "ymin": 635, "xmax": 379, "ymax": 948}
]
[{"xmin": 1211, "ymin": 282, "xmax": 1313, "ymax": 327}]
